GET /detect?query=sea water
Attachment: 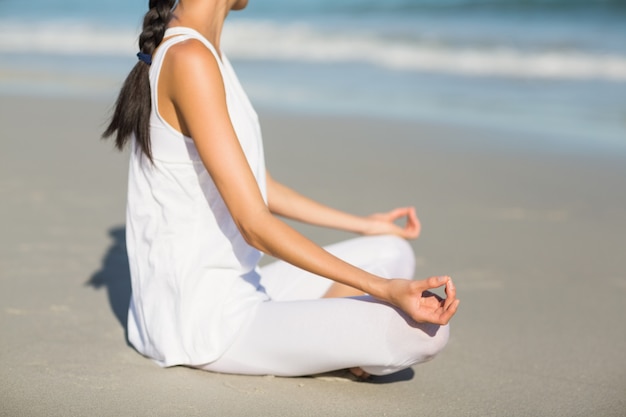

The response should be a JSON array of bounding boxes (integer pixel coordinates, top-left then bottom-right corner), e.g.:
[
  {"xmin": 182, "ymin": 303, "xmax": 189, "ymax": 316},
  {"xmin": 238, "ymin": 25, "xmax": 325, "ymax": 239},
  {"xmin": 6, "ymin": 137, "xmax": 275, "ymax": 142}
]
[{"xmin": 1, "ymin": 0, "xmax": 625, "ymax": 153}]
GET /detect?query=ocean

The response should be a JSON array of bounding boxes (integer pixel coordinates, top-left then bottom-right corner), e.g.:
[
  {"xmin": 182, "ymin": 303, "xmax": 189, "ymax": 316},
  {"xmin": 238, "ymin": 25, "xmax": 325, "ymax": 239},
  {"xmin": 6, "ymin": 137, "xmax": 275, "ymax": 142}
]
[{"xmin": 1, "ymin": 0, "xmax": 625, "ymax": 153}]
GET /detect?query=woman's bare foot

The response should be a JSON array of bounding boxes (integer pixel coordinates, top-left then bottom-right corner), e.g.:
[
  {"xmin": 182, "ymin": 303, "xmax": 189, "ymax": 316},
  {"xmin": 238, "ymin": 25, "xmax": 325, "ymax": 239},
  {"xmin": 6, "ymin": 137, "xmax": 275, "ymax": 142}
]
[{"xmin": 349, "ymin": 367, "xmax": 371, "ymax": 381}]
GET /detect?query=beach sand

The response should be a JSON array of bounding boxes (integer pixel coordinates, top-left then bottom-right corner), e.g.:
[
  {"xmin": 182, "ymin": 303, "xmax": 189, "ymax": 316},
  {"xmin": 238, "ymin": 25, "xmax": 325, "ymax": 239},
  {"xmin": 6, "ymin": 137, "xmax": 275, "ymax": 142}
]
[{"xmin": 1, "ymin": 95, "xmax": 625, "ymax": 416}]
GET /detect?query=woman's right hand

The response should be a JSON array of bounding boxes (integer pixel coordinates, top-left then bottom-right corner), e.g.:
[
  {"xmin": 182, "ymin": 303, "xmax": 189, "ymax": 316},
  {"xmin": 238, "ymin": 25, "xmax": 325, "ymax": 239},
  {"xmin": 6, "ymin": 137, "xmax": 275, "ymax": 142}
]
[
  {"xmin": 383, "ymin": 276, "xmax": 460, "ymax": 325},
  {"xmin": 362, "ymin": 206, "xmax": 421, "ymax": 239}
]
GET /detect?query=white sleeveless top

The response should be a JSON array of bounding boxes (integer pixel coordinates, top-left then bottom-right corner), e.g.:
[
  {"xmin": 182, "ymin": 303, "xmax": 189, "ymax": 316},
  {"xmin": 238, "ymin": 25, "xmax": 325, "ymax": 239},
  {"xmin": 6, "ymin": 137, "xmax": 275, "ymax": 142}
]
[{"xmin": 126, "ymin": 27, "xmax": 269, "ymax": 367}]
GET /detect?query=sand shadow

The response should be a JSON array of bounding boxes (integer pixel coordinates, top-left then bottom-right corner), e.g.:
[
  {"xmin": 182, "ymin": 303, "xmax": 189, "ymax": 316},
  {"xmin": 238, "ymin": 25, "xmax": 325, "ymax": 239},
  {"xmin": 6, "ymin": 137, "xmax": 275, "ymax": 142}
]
[
  {"xmin": 87, "ymin": 226, "xmax": 131, "ymax": 337},
  {"xmin": 312, "ymin": 367, "xmax": 415, "ymax": 384},
  {"xmin": 369, "ymin": 368, "xmax": 415, "ymax": 384}
]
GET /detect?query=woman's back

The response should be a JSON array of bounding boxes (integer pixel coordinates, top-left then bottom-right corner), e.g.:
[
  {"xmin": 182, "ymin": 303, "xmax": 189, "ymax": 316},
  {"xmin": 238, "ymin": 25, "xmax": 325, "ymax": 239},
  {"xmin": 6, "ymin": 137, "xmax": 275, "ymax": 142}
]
[{"xmin": 126, "ymin": 27, "xmax": 268, "ymax": 367}]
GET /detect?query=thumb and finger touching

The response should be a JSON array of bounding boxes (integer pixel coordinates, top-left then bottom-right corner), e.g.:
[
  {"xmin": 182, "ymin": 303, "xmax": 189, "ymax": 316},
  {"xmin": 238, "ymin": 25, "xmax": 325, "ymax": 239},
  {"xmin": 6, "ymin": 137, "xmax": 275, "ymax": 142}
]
[
  {"xmin": 385, "ymin": 206, "xmax": 421, "ymax": 239},
  {"xmin": 410, "ymin": 276, "xmax": 460, "ymax": 325}
]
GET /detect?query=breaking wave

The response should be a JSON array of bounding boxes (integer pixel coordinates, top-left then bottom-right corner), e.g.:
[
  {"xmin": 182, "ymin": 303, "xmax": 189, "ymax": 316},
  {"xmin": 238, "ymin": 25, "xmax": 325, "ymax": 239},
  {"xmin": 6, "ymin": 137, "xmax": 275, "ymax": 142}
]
[{"xmin": 1, "ymin": 19, "xmax": 625, "ymax": 81}]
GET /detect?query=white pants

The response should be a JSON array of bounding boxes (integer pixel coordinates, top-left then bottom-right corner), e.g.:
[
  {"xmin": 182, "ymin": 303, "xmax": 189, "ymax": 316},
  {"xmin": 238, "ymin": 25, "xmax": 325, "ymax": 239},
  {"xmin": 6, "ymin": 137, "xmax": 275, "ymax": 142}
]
[{"xmin": 202, "ymin": 235, "xmax": 449, "ymax": 376}]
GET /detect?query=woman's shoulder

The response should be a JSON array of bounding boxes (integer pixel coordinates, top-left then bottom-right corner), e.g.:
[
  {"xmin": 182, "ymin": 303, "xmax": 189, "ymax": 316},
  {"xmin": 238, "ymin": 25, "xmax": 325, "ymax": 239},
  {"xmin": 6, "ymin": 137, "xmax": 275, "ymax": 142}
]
[
  {"xmin": 165, "ymin": 38, "xmax": 220, "ymax": 69},
  {"xmin": 160, "ymin": 38, "xmax": 224, "ymax": 92}
]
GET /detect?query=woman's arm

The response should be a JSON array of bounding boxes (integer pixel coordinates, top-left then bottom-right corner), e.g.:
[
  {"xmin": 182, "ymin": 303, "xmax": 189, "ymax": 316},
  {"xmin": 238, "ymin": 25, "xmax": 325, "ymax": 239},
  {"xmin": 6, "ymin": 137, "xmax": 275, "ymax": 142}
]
[
  {"xmin": 162, "ymin": 40, "xmax": 458, "ymax": 324},
  {"xmin": 267, "ymin": 172, "xmax": 421, "ymax": 239}
]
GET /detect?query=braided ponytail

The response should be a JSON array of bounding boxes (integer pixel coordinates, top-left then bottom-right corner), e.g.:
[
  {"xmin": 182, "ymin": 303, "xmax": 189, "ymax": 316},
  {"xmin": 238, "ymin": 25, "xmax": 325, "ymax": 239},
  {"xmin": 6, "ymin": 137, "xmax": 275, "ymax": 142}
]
[{"xmin": 102, "ymin": 0, "xmax": 176, "ymax": 162}]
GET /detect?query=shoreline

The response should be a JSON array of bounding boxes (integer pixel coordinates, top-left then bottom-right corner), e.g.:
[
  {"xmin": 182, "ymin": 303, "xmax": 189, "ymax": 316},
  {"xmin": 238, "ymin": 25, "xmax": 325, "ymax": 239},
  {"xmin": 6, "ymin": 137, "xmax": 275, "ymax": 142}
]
[
  {"xmin": 2, "ymin": 50, "xmax": 626, "ymax": 153},
  {"xmin": 1, "ymin": 94, "xmax": 625, "ymax": 416},
  {"xmin": 2, "ymin": 89, "xmax": 624, "ymax": 158}
]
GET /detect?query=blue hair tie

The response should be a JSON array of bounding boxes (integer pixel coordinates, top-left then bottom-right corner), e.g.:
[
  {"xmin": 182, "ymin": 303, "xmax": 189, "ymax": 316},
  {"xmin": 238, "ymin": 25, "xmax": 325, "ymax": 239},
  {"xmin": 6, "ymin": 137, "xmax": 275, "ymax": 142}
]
[{"xmin": 137, "ymin": 52, "xmax": 152, "ymax": 65}]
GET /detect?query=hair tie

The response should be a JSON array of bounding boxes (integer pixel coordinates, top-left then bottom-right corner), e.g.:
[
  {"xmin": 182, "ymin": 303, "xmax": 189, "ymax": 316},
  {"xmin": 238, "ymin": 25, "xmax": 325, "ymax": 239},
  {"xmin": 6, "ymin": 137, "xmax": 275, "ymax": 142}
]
[{"xmin": 137, "ymin": 52, "xmax": 152, "ymax": 65}]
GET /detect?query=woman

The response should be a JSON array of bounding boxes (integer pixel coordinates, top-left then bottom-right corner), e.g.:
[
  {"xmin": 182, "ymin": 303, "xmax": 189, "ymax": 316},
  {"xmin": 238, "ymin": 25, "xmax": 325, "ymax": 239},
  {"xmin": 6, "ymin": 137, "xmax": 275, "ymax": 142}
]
[{"xmin": 103, "ymin": 0, "xmax": 459, "ymax": 379}]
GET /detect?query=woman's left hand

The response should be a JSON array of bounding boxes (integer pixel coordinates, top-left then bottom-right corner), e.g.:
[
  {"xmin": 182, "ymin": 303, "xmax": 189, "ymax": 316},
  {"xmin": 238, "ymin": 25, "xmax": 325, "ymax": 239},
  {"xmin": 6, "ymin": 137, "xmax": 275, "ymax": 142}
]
[
  {"xmin": 383, "ymin": 276, "xmax": 459, "ymax": 325},
  {"xmin": 362, "ymin": 206, "xmax": 421, "ymax": 239}
]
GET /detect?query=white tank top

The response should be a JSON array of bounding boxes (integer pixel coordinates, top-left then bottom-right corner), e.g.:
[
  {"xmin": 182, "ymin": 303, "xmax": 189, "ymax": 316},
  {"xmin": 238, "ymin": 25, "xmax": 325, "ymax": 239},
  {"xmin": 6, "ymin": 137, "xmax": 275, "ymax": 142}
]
[{"xmin": 126, "ymin": 27, "xmax": 269, "ymax": 367}]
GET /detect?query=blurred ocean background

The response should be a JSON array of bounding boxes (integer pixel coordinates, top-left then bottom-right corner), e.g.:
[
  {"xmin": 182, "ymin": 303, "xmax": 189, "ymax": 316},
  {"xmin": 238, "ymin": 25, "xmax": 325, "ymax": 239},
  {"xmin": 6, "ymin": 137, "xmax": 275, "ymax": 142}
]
[{"xmin": 1, "ymin": 0, "xmax": 625, "ymax": 152}]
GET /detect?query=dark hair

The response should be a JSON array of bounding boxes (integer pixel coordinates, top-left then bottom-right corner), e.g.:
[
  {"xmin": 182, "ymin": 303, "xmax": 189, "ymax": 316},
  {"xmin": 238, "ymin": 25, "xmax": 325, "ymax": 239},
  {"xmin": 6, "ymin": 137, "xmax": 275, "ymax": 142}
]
[{"xmin": 102, "ymin": 0, "xmax": 176, "ymax": 162}]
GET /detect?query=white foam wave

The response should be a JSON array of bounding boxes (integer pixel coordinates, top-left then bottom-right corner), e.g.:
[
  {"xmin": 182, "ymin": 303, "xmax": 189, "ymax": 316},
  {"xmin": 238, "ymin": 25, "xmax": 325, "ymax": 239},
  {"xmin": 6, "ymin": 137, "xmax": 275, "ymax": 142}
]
[
  {"xmin": 2, "ymin": 20, "xmax": 626, "ymax": 82},
  {"xmin": 223, "ymin": 21, "xmax": 626, "ymax": 82},
  {"xmin": 0, "ymin": 21, "xmax": 137, "ymax": 55}
]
